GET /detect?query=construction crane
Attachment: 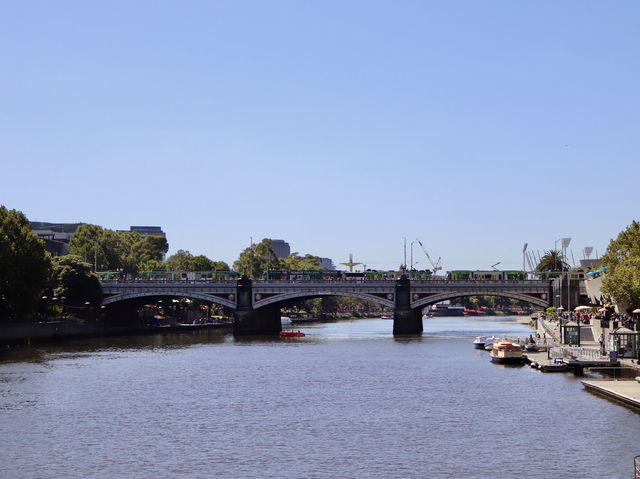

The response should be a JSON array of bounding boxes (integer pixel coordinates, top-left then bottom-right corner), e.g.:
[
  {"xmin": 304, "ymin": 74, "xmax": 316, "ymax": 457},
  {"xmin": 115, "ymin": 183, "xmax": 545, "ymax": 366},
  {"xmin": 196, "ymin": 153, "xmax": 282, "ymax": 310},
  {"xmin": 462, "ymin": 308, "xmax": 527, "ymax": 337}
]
[{"xmin": 416, "ymin": 239, "xmax": 442, "ymax": 275}]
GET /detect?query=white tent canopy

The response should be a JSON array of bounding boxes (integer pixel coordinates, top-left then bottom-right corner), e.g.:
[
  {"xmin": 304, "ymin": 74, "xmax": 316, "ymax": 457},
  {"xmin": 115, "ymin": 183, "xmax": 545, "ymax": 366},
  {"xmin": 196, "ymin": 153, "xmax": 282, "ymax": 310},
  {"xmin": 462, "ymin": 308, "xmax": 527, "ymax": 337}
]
[{"xmin": 574, "ymin": 305, "xmax": 591, "ymax": 311}]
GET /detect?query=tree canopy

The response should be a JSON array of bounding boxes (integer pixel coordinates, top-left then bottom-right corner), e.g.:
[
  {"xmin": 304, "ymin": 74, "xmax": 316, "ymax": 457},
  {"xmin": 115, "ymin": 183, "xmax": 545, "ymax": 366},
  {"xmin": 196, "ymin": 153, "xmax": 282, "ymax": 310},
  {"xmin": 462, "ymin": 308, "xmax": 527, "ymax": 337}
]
[
  {"xmin": 536, "ymin": 250, "xmax": 569, "ymax": 272},
  {"xmin": 163, "ymin": 250, "xmax": 229, "ymax": 272},
  {"xmin": 48, "ymin": 255, "xmax": 102, "ymax": 306},
  {"xmin": 601, "ymin": 220, "xmax": 640, "ymax": 311},
  {"xmin": 279, "ymin": 253, "xmax": 322, "ymax": 271},
  {"xmin": 0, "ymin": 206, "xmax": 51, "ymax": 321},
  {"xmin": 70, "ymin": 224, "xmax": 168, "ymax": 274},
  {"xmin": 233, "ymin": 239, "xmax": 281, "ymax": 278}
]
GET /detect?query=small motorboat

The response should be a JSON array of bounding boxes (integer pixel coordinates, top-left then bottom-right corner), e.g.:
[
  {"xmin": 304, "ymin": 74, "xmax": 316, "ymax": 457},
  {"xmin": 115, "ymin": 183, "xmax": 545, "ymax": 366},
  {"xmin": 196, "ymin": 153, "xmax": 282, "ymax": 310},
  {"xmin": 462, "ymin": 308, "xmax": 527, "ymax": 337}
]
[
  {"xmin": 473, "ymin": 335, "xmax": 498, "ymax": 349},
  {"xmin": 473, "ymin": 336, "xmax": 488, "ymax": 349},
  {"xmin": 280, "ymin": 330, "xmax": 305, "ymax": 338}
]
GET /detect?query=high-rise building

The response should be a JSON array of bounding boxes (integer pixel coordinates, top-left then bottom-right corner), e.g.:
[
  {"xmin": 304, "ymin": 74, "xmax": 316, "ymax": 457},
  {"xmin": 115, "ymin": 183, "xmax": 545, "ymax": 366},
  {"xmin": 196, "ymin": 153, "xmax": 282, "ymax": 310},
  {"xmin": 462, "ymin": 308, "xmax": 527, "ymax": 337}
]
[
  {"xmin": 128, "ymin": 226, "xmax": 166, "ymax": 238},
  {"xmin": 270, "ymin": 239, "xmax": 291, "ymax": 259},
  {"xmin": 30, "ymin": 222, "xmax": 84, "ymax": 256},
  {"xmin": 319, "ymin": 258, "xmax": 335, "ymax": 270}
]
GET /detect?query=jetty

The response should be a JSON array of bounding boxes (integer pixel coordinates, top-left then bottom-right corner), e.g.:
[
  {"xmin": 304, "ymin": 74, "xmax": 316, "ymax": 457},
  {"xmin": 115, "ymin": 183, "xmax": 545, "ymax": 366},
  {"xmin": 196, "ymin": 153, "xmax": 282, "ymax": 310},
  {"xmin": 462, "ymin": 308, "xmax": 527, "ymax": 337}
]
[{"xmin": 582, "ymin": 378, "xmax": 640, "ymax": 411}]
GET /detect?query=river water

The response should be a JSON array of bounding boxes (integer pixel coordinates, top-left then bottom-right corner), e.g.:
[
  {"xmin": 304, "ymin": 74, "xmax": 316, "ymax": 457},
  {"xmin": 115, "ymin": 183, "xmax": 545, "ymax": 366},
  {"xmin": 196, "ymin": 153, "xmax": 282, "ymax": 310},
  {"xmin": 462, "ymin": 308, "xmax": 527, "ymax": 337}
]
[{"xmin": 1, "ymin": 315, "xmax": 638, "ymax": 478}]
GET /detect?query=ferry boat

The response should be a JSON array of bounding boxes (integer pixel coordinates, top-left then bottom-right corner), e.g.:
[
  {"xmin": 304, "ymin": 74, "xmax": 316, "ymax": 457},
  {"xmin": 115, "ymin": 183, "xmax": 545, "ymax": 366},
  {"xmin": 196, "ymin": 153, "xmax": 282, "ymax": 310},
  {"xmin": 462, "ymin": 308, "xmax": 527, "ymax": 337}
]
[
  {"xmin": 280, "ymin": 330, "xmax": 305, "ymax": 338},
  {"xmin": 490, "ymin": 341, "xmax": 524, "ymax": 364}
]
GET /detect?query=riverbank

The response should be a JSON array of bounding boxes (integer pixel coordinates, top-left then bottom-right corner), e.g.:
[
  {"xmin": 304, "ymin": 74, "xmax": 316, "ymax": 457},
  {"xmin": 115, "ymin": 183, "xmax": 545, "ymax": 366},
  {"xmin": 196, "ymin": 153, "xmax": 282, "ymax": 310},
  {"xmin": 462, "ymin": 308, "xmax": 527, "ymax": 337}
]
[
  {"xmin": 0, "ymin": 318, "xmax": 234, "ymax": 346},
  {"xmin": 0, "ymin": 311, "xmax": 389, "ymax": 346}
]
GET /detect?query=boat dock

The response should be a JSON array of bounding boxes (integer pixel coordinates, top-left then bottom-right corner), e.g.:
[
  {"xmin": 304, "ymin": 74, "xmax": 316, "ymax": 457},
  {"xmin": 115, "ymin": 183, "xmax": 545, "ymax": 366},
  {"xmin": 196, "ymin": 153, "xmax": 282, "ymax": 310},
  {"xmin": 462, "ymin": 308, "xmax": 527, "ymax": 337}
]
[
  {"xmin": 525, "ymin": 347, "xmax": 619, "ymax": 374},
  {"xmin": 581, "ymin": 379, "xmax": 640, "ymax": 411}
]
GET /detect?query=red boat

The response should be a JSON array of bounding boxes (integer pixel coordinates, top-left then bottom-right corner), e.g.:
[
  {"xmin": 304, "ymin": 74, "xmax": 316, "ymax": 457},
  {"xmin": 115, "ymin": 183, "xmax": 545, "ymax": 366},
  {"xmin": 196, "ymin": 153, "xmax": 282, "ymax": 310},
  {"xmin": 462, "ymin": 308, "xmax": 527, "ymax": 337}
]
[{"xmin": 280, "ymin": 330, "xmax": 305, "ymax": 338}]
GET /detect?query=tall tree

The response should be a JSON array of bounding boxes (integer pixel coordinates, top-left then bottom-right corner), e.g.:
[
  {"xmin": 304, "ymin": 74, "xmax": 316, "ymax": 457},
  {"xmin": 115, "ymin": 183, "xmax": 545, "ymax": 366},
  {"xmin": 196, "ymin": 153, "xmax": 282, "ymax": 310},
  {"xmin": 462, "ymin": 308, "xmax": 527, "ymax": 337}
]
[
  {"xmin": 126, "ymin": 235, "xmax": 168, "ymax": 274},
  {"xmin": 164, "ymin": 250, "xmax": 229, "ymax": 271},
  {"xmin": 48, "ymin": 255, "xmax": 102, "ymax": 306},
  {"xmin": 69, "ymin": 224, "xmax": 107, "ymax": 270},
  {"xmin": 0, "ymin": 206, "xmax": 51, "ymax": 321},
  {"xmin": 233, "ymin": 238, "xmax": 280, "ymax": 278},
  {"xmin": 279, "ymin": 253, "xmax": 322, "ymax": 271},
  {"xmin": 602, "ymin": 220, "xmax": 640, "ymax": 311},
  {"xmin": 164, "ymin": 249, "xmax": 193, "ymax": 271},
  {"xmin": 536, "ymin": 250, "xmax": 569, "ymax": 272}
]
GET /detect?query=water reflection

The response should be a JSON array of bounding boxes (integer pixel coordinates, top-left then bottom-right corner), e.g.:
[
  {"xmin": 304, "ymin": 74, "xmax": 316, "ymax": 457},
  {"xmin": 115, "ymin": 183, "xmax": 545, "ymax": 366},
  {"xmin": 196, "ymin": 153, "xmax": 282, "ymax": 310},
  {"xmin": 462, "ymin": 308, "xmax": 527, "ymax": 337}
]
[{"xmin": 0, "ymin": 316, "xmax": 638, "ymax": 479}]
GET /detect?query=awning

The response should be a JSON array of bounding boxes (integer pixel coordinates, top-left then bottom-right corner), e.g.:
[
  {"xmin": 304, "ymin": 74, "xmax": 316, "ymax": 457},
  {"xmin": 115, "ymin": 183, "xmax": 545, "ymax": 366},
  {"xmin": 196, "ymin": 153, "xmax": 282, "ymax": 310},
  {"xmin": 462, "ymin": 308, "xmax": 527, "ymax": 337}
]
[{"xmin": 574, "ymin": 305, "xmax": 591, "ymax": 311}]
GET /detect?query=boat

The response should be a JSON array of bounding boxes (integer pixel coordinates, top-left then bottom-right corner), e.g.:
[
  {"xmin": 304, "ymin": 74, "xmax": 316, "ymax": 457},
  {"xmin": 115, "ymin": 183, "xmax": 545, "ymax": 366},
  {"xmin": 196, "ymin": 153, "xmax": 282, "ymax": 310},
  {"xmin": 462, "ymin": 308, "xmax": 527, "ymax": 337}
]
[
  {"xmin": 490, "ymin": 341, "xmax": 524, "ymax": 364},
  {"xmin": 473, "ymin": 336, "xmax": 488, "ymax": 348},
  {"xmin": 381, "ymin": 314, "xmax": 393, "ymax": 320},
  {"xmin": 473, "ymin": 335, "xmax": 498, "ymax": 349},
  {"xmin": 280, "ymin": 330, "xmax": 305, "ymax": 338}
]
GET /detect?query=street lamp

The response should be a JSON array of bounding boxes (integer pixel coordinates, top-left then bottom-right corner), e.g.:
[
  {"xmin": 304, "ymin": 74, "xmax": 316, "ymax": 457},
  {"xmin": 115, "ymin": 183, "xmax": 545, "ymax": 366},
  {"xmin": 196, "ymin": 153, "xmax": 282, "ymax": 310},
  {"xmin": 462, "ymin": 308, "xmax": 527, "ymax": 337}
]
[{"xmin": 522, "ymin": 243, "xmax": 528, "ymax": 276}]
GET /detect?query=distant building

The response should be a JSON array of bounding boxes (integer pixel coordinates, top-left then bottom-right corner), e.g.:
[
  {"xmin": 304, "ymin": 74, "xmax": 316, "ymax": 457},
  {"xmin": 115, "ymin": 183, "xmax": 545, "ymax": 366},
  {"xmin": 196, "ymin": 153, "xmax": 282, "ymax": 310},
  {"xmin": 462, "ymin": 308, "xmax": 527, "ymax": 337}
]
[
  {"xmin": 128, "ymin": 226, "xmax": 166, "ymax": 238},
  {"xmin": 30, "ymin": 222, "xmax": 84, "ymax": 257},
  {"xmin": 270, "ymin": 239, "xmax": 291, "ymax": 259},
  {"xmin": 319, "ymin": 258, "xmax": 335, "ymax": 270}
]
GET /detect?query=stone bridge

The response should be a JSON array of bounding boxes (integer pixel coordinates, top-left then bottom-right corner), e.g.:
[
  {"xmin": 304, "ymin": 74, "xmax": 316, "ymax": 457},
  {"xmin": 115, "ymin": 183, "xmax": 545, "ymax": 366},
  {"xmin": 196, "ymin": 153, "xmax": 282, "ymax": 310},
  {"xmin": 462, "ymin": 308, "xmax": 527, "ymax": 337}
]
[{"xmin": 101, "ymin": 276, "xmax": 552, "ymax": 336}]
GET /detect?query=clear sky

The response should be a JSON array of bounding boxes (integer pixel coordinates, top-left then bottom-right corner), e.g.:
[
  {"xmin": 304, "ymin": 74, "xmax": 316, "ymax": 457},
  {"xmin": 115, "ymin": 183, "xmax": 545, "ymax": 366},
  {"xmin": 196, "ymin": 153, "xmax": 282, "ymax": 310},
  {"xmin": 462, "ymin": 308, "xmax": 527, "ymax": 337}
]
[{"xmin": 2, "ymin": 1, "xmax": 638, "ymax": 271}]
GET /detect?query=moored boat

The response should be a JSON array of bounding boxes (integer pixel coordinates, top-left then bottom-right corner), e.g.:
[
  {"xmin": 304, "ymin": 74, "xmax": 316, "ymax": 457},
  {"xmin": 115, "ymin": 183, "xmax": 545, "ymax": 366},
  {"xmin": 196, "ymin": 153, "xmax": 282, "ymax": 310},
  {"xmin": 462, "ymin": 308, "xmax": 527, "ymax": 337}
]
[
  {"xmin": 280, "ymin": 330, "xmax": 305, "ymax": 338},
  {"xmin": 490, "ymin": 341, "xmax": 524, "ymax": 364},
  {"xmin": 473, "ymin": 335, "xmax": 498, "ymax": 349}
]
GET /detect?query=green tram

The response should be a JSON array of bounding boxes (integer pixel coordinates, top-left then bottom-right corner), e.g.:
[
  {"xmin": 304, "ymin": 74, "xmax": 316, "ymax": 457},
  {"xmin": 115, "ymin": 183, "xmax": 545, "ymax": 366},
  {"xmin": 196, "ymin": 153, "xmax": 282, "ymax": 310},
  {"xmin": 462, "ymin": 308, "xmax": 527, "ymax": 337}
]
[{"xmin": 447, "ymin": 270, "xmax": 526, "ymax": 281}]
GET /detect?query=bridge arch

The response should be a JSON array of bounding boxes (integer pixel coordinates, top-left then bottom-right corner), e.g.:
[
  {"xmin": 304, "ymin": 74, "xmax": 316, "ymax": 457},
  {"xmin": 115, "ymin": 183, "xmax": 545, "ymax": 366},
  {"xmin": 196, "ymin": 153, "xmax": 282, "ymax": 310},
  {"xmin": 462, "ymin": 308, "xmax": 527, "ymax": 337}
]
[
  {"xmin": 253, "ymin": 291, "xmax": 395, "ymax": 310},
  {"xmin": 102, "ymin": 292, "xmax": 236, "ymax": 309},
  {"xmin": 411, "ymin": 291, "xmax": 549, "ymax": 310}
]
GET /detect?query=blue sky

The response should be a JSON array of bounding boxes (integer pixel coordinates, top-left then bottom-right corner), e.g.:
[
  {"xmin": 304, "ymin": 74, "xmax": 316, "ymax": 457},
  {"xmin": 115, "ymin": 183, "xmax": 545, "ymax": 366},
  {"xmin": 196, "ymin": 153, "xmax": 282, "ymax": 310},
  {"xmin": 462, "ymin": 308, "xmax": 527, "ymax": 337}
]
[{"xmin": 1, "ymin": 1, "xmax": 638, "ymax": 271}]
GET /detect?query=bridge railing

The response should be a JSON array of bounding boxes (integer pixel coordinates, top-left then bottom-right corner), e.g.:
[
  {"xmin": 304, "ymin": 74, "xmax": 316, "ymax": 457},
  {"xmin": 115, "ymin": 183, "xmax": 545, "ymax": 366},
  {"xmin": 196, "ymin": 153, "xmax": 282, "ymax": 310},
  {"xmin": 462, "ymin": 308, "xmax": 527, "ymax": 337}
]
[
  {"xmin": 100, "ymin": 277, "xmax": 550, "ymax": 285},
  {"xmin": 100, "ymin": 279, "xmax": 237, "ymax": 285}
]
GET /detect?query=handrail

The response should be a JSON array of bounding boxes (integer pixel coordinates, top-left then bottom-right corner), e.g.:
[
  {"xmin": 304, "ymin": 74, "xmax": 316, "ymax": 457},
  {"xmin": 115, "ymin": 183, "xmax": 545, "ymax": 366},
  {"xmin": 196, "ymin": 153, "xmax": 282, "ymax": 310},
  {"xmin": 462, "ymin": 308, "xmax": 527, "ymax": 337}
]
[{"xmin": 549, "ymin": 346, "xmax": 605, "ymax": 361}]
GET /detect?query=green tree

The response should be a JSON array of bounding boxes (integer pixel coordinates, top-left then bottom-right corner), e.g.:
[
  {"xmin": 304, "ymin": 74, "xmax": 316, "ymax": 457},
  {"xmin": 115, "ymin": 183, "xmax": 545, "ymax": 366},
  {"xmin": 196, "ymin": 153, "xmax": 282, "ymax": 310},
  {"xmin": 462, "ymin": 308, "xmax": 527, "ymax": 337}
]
[
  {"xmin": 601, "ymin": 220, "xmax": 640, "ymax": 311},
  {"xmin": 0, "ymin": 206, "xmax": 51, "ymax": 321},
  {"xmin": 189, "ymin": 255, "xmax": 217, "ymax": 271},
  {"xmin": 139, "ymin": 259, "xmax": 164, "ymax": 272},
  {"xmin": 163, "ymin": 250, "xmax": 230, "ymax": 272},
  {"xmin": 280, "ymin": 253, "xmax": 322, "ymax": 271},
  {"xmin": 126, "ymin": 235, "xmax": 168, "ymax": 274},
  {"xmin": 69, "ymin": 224, "xmax": 107, "ymax": 270},
  {"xmin": 233, "ymin": 239, "xmax": 280, "ymax": 278},
  {"xmin": 164, "ymin": 249, "xmax": 193, "ymax": 271},
  {"xmin": 48, "ymin": 255, "xmax": 102, "ymax": 307},
  {"xmin": 536, "ymin": 250, "xmax": 569, "ymax": 272}
]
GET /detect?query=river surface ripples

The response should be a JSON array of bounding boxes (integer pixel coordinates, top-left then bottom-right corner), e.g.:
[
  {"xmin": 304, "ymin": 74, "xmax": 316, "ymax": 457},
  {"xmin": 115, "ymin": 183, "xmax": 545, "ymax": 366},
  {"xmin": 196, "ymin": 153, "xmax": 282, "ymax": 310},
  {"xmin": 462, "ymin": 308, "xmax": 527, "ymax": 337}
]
[{"xmin": 1, "ymin": 316, "xmax": 639, "ymax": 478}]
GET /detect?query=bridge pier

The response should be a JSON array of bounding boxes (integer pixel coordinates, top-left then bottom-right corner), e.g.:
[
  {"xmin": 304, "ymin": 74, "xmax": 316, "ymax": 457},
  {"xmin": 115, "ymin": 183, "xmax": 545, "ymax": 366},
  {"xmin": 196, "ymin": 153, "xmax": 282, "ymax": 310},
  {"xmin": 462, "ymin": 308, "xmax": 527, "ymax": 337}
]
[
  {"xmin": 233, "ymin": 276, "xmax": 281, "ymax": 336},
  {"xmin": 393, "ymin": 275, "xmax": 423, "ymax": 335}
]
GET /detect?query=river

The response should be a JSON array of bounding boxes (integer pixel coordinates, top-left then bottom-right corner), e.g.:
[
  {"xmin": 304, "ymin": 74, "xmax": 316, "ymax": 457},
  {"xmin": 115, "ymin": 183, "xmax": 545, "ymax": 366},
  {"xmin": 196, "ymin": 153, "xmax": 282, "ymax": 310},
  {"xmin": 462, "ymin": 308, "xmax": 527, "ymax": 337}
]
[{"xmin": 1, "ymin": 315, "xmax": 638, "ymax": 478}]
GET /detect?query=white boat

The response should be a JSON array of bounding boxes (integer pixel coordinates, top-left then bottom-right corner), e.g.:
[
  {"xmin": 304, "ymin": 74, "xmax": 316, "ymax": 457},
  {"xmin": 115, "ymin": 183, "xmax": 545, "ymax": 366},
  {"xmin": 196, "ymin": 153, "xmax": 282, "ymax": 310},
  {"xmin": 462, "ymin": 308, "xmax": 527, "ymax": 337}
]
[
  {"xmin": 473, "ymin": 335, "xmax": 498, "ymax": 349},
  {"xmin": 490, "ymin": 341, "xmax": 524, "ymax": 364}
]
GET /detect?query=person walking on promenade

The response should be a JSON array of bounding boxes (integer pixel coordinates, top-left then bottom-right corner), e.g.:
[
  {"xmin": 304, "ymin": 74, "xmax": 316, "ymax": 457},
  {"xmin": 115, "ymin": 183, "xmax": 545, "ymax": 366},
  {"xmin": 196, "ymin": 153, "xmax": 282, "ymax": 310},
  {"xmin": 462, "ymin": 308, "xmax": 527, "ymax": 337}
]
[{"xmin": 599, "ymin": 333, "xmax": 605, "ymax": 355}]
